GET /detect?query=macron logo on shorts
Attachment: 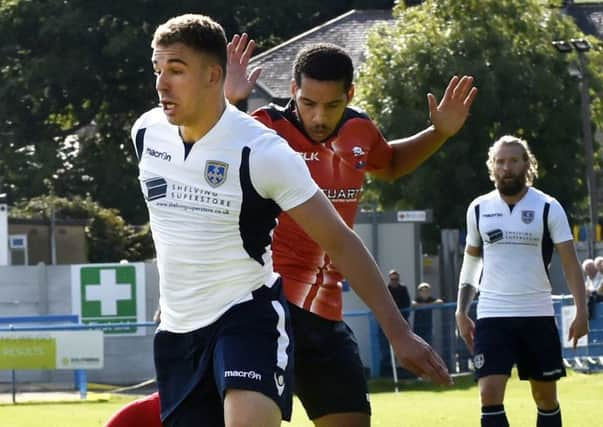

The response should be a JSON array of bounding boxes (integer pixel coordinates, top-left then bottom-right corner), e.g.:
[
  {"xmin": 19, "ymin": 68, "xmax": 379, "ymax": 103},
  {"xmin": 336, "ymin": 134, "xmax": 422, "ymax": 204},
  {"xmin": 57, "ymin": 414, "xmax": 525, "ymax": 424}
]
[
  {"xmin": 542, "ymin": 368, "xmax": 563, "ymax": 377},
  {"xmin": 224, "ymin": 370, "xmax": 262, "ymax": 381}
]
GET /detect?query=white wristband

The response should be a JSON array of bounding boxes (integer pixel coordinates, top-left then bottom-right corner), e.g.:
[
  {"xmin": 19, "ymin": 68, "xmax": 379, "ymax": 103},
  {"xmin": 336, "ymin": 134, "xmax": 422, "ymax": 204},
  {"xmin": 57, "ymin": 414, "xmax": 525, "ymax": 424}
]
[{"xmin": 459, "ymin": 253, "xmax": 482, "ymax": 288}]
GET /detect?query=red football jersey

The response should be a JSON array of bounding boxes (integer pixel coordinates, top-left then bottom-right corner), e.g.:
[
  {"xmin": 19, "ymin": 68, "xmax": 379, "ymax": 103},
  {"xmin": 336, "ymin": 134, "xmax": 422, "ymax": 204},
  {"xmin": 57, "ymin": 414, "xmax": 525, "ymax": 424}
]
[{"xmin": 253, "ymin": 101, "xmax": 393, "ymax": 320}]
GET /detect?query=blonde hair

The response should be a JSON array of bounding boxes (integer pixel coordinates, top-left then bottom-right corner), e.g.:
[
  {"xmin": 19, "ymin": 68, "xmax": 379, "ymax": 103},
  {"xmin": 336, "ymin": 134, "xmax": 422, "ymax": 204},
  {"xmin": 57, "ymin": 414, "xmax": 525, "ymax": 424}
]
[{"xmin": 486, "ymin": 135, "xmax": 538, "ymax": 186}]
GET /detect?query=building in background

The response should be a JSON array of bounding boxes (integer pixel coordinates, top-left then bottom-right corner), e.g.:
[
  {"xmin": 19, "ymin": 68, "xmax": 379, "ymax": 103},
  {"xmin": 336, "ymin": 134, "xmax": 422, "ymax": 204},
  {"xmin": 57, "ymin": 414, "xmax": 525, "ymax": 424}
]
[
  {"xmin": 4, "ymin": 217, "xmax": 88, "ymax": 265},
  {"xmin": 246, "ymin": 9, "xmax": 394, "ymax": 110}
]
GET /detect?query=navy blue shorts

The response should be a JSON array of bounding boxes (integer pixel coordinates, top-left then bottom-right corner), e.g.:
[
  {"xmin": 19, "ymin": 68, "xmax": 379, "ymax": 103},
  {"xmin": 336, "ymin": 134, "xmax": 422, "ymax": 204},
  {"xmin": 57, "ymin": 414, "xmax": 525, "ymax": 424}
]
[
  {"xmin": 154, "ymin": 280, "xmax": 294, "ymax": 426},
  {"xmin": 473, "ymin": 316, "xmax": 566, "ymax": 381},
  {"xmin": 290, "ymin": 303, "xmax": 370, "ymax": 419}
]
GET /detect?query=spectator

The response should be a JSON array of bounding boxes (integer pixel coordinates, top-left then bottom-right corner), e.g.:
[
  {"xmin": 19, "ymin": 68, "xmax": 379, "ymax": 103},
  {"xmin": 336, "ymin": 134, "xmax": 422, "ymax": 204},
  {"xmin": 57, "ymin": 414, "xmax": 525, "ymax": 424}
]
[
  {"xmin": 582, "ymin": 258, "xmax": 599, "ymax": 295},
  {"xmin": 412, "ymin": 282, "xmax": 443, "ymax": 344},
  {"xmin": 387, "ymin": 269, "xmax": 411, "ymax": 319},
  {"xmin": 594, "ymin": 257, "xmax": 603, "ymax": 302},
  {"xmin": 379, "ymin": 269, "xmax": 412, "ymax": 374},
  {"xmin": 582, "ymin": 258, "xmax": 601, "ymax": 319}
]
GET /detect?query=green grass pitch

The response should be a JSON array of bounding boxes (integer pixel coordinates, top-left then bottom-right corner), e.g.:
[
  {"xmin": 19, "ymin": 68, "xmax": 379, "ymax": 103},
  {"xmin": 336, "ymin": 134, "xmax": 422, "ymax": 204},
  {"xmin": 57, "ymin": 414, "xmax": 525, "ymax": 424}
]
[{"xmin": 1, "ymin": 370, "xmax": 601, "ymax": 426}]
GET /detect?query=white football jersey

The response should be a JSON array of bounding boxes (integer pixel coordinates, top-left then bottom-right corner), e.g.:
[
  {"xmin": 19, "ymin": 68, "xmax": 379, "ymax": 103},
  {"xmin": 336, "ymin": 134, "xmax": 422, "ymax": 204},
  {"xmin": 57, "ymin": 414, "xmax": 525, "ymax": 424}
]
[
  {"xmin": 466, "ymin": 187, "xmax": 573, "ymax": 318},
  {"xmin": 131, "ymin": 104, "xmax": 318, "ymax": 332}
]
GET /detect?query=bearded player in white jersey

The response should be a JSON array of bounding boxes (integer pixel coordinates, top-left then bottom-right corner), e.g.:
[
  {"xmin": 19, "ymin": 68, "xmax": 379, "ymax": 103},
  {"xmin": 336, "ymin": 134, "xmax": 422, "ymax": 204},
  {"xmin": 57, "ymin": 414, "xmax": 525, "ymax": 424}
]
[{"xmin": 455, "ymin": 135, "xmax": 588, "ymax": 427}]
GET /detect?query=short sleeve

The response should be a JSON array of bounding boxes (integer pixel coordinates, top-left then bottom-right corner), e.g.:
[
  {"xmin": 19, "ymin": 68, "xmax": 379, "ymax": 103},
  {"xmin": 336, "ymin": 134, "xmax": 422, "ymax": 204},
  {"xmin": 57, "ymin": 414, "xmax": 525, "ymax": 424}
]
[
  {"xmin": 547, "ymin": 198, "xmax": 573, "ymax": 244},
  {"xmin": 130, "ymin": 115, "xmax": 145, "ymax": 161},
  {"xmin": 465, "ymin": 200, "xmax": 482, "ymax": 247},
  {"xmin": 336, "ymin": 117, "xmax": 393, "ymax": 172},
  {"xmin": 131, "ymin": 116, "xmax": 142, "ymax": 142},
  {"xmin": 250, "ymin": 136, "xmax": 319, "ymax": 211},
  {"xmin": 365, "ymin": 128, "xmax": 393, "ymax": 171}
]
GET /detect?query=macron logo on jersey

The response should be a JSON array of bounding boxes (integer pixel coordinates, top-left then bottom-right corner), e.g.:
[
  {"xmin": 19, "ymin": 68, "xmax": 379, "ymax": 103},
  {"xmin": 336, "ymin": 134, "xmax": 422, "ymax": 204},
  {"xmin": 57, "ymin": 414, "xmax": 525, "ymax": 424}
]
[
  {"xmin": 146, "ymin": 147, "xmax": 172, "ymax": 162},
  {"xmin": 224, "ymin": 370, "xmax": 262, "ymax": 381}
]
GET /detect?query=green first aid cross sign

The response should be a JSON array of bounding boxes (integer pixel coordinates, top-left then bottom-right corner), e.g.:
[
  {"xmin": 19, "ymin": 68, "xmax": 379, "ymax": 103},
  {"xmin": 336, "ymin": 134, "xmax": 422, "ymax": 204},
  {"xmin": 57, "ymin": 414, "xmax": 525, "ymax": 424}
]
[{"xmin": 71, "ymin": 263, "xmax": 146, "ymax": 336}]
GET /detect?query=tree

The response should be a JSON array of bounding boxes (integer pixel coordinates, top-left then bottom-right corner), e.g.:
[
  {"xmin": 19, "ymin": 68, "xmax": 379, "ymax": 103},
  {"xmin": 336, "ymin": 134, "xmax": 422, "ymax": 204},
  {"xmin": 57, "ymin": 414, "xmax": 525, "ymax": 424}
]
[
  {"xmin": 356, "ymin": 0, "xmax": 603, "ymax": 249},
  {"xmin": 0, "ymin": 0, "xmax": 394, "ymax": 225}
]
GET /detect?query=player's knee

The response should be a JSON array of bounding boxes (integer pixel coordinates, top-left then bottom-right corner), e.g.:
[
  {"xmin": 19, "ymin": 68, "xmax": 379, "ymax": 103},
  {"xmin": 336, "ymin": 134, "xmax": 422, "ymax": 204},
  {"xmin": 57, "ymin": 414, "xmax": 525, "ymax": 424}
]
[
  {"xmin": 224, "ymin": 389, "xmax": 282, "ymax": 427},
  {"xmin": 479, "ymin": 386, "xmax": 504, "ymax": 406},
  {"xmin": 532, "ymin": 392, "xmax": 559, "ymax": 411},
  {"xmin": 313, "ymin": 412, "xmax": 370, "ymax": 427},
  {"xmin": 225, "ymin": 410, "xmax": 281, "ymax": 427},
  {"xmin": 531, "ymin": 384, "xmax": 558, "ymax": 410}
]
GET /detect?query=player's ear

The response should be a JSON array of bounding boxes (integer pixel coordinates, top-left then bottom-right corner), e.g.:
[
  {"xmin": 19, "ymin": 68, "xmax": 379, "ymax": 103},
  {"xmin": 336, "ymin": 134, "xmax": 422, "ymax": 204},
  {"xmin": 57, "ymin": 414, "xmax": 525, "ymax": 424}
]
[
  {"xmin": 208, "ymin": 63, "xmax": 223, "ymax": 85},
  {"xmin": 346, "ymin": 83, "xmax": 355, "ymax": 104},
  {"xmin": 290, "ymin": 79, "xmax": 298, "ymax": 98}
]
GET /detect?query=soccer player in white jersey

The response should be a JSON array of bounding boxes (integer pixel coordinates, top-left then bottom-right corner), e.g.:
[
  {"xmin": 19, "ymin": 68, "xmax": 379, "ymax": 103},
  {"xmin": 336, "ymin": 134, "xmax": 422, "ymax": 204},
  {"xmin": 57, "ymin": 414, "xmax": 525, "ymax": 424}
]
[
  {"xmin": 128, "ymin": 14, "xmax": 451, "ymax": 427},
  {"xmin": 455, "ymin": 135, "xmax": 588, "ymax": 427}
]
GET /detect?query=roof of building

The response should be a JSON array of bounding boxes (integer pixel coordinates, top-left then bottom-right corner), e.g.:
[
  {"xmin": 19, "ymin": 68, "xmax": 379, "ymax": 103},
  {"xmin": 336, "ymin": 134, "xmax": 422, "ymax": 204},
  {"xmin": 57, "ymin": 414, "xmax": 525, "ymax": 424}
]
[
  {"xmin": 249, "ymin": 9, "xmax": 394, "ymax": 101},
  {"xmin": 566, "ymin": 3, "xmax": 603, "ymax": 39}
]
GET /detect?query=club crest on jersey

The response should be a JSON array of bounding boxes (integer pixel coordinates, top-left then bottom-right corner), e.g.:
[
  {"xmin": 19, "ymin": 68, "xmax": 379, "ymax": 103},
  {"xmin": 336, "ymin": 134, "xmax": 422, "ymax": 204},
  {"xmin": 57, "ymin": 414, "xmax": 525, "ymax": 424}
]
[
  {"xmin": 352, "ymin": 146, "xmax": 366, "ymax": 169},
  {"xmin": 205, "ymin": 161, "xmax": 228, "ymax": 188},
  {"xmin": 473, "ymin": 353, "xmax": 485, "ymax": 369},
  {"xmin": 521, "ymin": 210, "xmax": 535, "ymax": 224},
  {"xmin": 352, "ymin": 146, "xmax": 365, "ymax": 157}
]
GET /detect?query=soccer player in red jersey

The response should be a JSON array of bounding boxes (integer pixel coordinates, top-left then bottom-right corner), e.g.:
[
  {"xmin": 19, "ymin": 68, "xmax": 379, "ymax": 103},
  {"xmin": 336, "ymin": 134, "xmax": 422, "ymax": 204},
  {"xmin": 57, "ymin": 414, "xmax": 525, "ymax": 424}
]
[{"xmin": 225, "ymin": 34, "xmax": 477, "ymax": 427}]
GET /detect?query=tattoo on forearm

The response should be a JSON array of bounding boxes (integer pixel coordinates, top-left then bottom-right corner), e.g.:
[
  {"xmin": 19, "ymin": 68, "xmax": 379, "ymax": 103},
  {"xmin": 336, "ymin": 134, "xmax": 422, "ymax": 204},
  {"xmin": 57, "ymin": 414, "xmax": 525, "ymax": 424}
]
[{"xmin": 457, "ymin": 283, "xmax": 476, "ymax": 314}]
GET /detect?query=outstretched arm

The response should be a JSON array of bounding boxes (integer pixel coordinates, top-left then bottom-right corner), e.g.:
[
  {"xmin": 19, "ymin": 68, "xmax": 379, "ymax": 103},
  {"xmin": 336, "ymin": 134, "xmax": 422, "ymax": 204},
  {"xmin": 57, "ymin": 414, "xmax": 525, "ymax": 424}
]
[
  {"xmin": 286, "ymin": 190, "xmax": 452, "ymax": 385},
  {"xmin": 225, "ymin": 33, "xmax": 262, "ymax": 104},
  {"xmin": 372, "ymin": 75, "xmax": 478, "ymax": 181}
]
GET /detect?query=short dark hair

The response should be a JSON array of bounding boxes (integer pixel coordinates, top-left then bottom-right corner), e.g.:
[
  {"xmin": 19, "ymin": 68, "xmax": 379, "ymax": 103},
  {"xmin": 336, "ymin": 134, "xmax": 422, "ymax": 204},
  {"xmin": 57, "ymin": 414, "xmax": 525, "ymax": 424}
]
[
  {"xmin": 152, "ymin": 14, "xmax": 227, "ymax": 74},
  {"xmin": 293, "ymin": 43, "xmax": 354, "ymax": 91}
]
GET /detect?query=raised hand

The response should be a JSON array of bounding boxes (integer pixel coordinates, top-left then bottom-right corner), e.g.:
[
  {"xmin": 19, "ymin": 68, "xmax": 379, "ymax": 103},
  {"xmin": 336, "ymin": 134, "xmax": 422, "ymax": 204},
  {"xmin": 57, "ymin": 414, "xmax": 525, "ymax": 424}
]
[
  {"xmin": 428, "ymin": 75, "xmax": 478, "ymax": 139},
  {"xmin": 225, "ymin": 33, "xmax": 262, "ymax": 104}
]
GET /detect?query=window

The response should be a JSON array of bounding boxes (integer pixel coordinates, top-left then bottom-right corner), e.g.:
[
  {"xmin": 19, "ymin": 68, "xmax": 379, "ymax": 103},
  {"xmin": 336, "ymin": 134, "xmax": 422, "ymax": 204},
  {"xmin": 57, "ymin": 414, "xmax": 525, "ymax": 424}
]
[{"xmin": 9, "ymin": 234, "xmax": 28, "ymax": 265}]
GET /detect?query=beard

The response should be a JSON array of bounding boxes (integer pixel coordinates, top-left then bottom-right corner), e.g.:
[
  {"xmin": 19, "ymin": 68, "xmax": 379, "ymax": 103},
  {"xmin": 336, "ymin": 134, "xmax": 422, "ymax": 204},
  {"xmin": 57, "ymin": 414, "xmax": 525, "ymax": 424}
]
[{"xmin": 496, "ymin": 173, "xmax": 526, "ymax": 196}]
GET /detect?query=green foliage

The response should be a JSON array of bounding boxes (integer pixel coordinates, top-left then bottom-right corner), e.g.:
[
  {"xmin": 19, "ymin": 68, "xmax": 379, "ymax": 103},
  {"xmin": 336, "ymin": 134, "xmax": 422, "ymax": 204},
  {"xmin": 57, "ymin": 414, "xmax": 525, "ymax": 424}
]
[
  {"xmin": 357, "ymin": 0, "xmax": 603, "ymax": 247},
  {"xmin": 0, "ymin": 0, "xmax": 394, "ymax": 225},
  {"xmin": 10, "ymin": 195, "xmax": 154, "ymax": 262}
]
